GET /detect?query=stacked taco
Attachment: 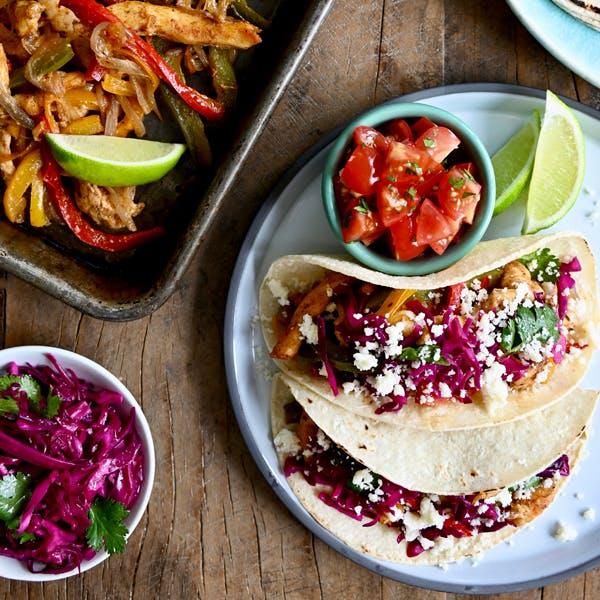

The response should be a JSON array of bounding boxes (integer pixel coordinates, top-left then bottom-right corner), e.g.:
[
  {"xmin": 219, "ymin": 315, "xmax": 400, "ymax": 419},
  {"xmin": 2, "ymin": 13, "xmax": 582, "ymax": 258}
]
[{"xmin": 261, "ymin": 231, "xmax": 600, "ymax": 565}]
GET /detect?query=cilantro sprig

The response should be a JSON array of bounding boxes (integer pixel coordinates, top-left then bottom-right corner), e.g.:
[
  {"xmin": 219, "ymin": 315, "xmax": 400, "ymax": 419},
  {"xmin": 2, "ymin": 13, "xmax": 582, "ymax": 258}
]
[
  {"xmin": 518, "ymin": 248, "xmax": 561, "ymax": 283},
  {"xmin": 0, "ymin": 473, "xmax": 33, "ymax": 531},
  {"xmin": 500, "ymin": 304, "xmax": 559, "ymax": 354},
  {"xmin": 398, "ymin": 343, "xmax": 449, "ymax": 365},
  {"xmin": 86, "ymin": 497, "xmax": 130, "ymax": 555},
  {"xmin": 0, "ymin": 374, "xmax": 62, "ymax": 418}
]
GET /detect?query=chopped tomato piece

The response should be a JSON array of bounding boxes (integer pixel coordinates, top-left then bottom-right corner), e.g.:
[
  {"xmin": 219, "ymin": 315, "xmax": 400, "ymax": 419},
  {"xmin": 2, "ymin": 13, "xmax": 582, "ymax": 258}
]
[
  {"xmin": 376, "ymin": 181, "xmax": 420, "ymax": 227},
  {"xmin": 415, "ymin": 198, "xmax": 453, "ymax": 246},
  {"xmin": 382, "ymin": 140, "xmax": 439, "ymax": 187},
  {"xmin": 410, "ymin": 117, "xmax": 436, "ymax": 137},
  {"xmin": 437, "ymin": 165, "xmax": 481, "ymax": 224},
  {"xmin": 429, "ymin": 214, "xmax": 462, "ymax": 255},
  {"xmin": 340, "ymin": 145, "xmax": 381, "ymax": 196},
  {"xmin": 442, "ymin": 517, "xmax": 473, "ymax": 538},
  {"xmin": 383, "ymin": 118, "xmax": 413, "ymax": 143},
  {"xmin": 415, "ymin": 164, "xmax": 444, "ymax": 197},
  {"xmin": 388, "ymin": 214, "xmax": 427, "ymax": 260},
  {"xmin": 352, "ymin": 126, "xmax": 389, "ymax": 153},
  {"xmin": 339, "ymin": 194, "xmax": 386, "ymax": 245},
  {"xmin": 446, "ymin": 282, "xmax": 466, "ymax": 311},
  {"xmin": 415, "ymin": 126, "xmax": 461, "ymax": 163}
]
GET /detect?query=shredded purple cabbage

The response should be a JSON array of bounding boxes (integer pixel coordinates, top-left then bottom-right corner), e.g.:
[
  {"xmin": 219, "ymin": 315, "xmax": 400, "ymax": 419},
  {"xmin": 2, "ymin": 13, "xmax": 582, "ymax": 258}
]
[
  {"xmin": 557, "ymin": 257, "xmax": 581, "ymax": 319},
  {"xmin": 0, "ymin": 354, "xmax": 144, "ymax": 574}
]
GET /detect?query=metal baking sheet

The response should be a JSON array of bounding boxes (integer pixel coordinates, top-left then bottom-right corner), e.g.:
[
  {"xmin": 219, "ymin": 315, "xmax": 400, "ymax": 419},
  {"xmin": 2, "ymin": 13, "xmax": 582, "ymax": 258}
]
[{"xmin": 0, "ymin": 0, "xmax": 334, "ymax": 320}]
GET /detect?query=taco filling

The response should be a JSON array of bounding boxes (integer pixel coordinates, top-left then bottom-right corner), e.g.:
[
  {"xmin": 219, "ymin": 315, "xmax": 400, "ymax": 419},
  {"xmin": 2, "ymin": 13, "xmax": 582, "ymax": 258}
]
[
  {"xmin": 275, "ymin": 401, "xmax": 572, "ymax": 560},
  {"xmin": 269, "ymin": 247, "xmax": 584, "ymax": 414}
]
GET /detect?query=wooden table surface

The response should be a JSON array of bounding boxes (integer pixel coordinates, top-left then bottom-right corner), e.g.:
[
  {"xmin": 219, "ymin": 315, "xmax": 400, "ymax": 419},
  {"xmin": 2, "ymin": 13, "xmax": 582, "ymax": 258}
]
[{"xmin": 2, "ymin": 0, "xmax": 600, "ymax": 598}]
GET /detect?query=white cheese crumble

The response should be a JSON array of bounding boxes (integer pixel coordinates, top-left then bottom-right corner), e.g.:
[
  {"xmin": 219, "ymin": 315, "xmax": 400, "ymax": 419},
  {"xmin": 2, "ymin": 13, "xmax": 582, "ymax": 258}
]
[
  {"xmin": 353, "ymin": 348, "xmax": 378, "ymax": 371},
  {"xmin": 485, "ymin": 488, "xmax": 512, "ymax": 507},
  {"xmin": 299, "ymin": 314, "xmax": 318, "ymax": 345},
  {"xmin": 479, "ymin": 361, "xmax": 508, "ymax": 411},
  {"xmin": 402, "ymin": 497, "xmax": 446, "ymax": 542},
  {"xmin": 582, "ymin": 508, "xmax": 596, "ymax": 521},
  {"xmin": 273, "ymin": 428, "xmax": 300, "ymax": 455},
  {"xmin": 267, "ymin": 278, "xmax": 289, "ymax": 306},
  {"xmin": 368, "ymin": 369, "xmax": 403, "ymax": 396},
  {"xmin": 553, "ymin": 520, "xmax": 578, "ymax": 542},
  {"xmin": 351, "ymin": 469, "xmax": 375, "ymax": 491}
]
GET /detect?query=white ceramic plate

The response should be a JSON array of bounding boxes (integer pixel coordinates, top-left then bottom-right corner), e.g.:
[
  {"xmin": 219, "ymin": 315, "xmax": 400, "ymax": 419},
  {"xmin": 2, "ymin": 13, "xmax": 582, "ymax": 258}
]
[
  {"xmin": 224, "ymin": 84, "xmax": 600, "ymax": 593},
  {"xmin": 507, "ymin": 0, "xmax": 600, "ymax": 88}
]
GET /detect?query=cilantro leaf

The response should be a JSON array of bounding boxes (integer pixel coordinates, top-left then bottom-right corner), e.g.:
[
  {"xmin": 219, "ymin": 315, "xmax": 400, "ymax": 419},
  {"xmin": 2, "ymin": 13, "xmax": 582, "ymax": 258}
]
[
  {"xmin": 500, "ymin": 304, "xmax": 559, "ymax": 354},
  {"xmin": 518, "ymin": 248, "xmax": 561, "ymax": 283},
  {"xmin": 0, "ymin": 397, "xmax": 18, "ymax": 415},
  {"xmin": 448, "ymin": 175, "xmax": 466, "ymax": 190},
  {"xmin": 0, "ymin": 374, "xmax": 43, "ymax": 415},
  {"xmin": 399, "ymin": 344, "xmax": 449, "ymax": 365},
  {"xmin": 44, "ymin": 388, "xmax": 62, "ymax": 419},
  {"xmin": 86, "ymin": 497, "xmax": 129, "ymax": 555},
  {"xmin": 0, "ymin": 473, "xmax": 32, "ymax": 526}
]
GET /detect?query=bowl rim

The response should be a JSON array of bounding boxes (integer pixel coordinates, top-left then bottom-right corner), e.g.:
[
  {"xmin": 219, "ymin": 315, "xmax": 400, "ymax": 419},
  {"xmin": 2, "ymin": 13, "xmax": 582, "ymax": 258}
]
[
  {"xmin": 321, "ymin": 101, "xmax": 496, "ymax": 276},
  {"xmin": 0, "ymin": 345, "xmax": 155, "ymax": 582}
]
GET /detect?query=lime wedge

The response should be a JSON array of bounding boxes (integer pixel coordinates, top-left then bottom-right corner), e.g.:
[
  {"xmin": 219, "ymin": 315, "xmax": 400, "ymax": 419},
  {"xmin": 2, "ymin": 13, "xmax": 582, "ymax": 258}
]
[
  {"xmin": 521, "ymin": 91, "xmax": 585, "ymax": 234},
  {"xmin": 45, "ymin": 134, "xmax": 186, "ymax": 187},
  {"xmin": 492, "ymin": 109, "xmax": 541, "ymax": 216}
]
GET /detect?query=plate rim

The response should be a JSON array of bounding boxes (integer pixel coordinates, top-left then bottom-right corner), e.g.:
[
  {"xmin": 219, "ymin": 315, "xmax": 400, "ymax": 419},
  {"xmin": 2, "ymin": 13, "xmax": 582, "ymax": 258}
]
[
  {"xmin": 223, "ymin": 82, "xmax": 600, "ymax": 593},
  {"xmin": 506, "ymin": 0, "xmax": 600, "ymax": 88}
]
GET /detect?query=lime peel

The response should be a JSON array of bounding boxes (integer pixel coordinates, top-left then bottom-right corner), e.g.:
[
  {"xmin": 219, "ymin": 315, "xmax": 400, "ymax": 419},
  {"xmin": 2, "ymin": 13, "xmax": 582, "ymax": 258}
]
[
  {"xmin": 45, "ymin": 134, "xmax": 186, "ymax": 187},
  {"xmin": 492, "ymin": 109, "xmax": 541, "ymax": 216}
]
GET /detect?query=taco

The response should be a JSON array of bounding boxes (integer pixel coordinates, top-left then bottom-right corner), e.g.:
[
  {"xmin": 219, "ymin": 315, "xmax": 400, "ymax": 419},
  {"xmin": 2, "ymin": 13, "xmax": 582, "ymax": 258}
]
[
  {"xmin": 260, "ymin": 231, "xmax": 599, "ymax": 430},
  {"xmin": 281, "ymin": 374, "xmax": 597, "ymax": 495},
  {"xmin": 271, "ymin": 375, "xmax": 594, "ymax": 565}
]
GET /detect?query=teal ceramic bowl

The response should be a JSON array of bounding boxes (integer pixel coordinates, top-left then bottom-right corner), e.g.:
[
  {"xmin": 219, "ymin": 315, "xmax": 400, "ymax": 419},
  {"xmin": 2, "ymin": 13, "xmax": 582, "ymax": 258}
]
[{"xmin": 322, "ymin": 102, "xmax": 495, "ymax": 276}]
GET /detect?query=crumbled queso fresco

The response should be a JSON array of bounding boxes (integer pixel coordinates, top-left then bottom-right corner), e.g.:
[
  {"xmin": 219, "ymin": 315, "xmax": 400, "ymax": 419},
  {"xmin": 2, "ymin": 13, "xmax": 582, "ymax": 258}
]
[{"xmin": 553, "ymin": 520, "xmax": 578, "ymax": 542}]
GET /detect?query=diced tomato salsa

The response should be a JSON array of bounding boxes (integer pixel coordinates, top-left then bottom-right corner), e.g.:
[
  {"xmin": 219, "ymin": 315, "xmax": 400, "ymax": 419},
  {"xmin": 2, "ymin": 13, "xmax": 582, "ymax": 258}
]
[{"xmin": 335, "ymin": 117, "xmax": 483, "ymax": 261}]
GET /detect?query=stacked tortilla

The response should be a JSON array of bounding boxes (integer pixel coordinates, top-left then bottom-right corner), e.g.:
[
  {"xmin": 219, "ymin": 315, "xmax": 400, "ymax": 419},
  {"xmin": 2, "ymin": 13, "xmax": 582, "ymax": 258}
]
[{"xmin": 261, "ymin": 231, "xmax": 600, "ymax": 565}]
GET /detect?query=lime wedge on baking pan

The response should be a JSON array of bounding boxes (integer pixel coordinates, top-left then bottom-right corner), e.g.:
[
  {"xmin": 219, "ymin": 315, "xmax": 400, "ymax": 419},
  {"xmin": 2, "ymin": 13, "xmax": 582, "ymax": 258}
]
[
  {"xmin": 492, "ymin": 109, "xmax": 540, "ymax": 216},
  {"xmin": 45, "ymin": 134, "xmax": 186, "ymax": 187},
  {"xmin": 521, "ymin": 91, "xmax": 585, "ymax": 234}
]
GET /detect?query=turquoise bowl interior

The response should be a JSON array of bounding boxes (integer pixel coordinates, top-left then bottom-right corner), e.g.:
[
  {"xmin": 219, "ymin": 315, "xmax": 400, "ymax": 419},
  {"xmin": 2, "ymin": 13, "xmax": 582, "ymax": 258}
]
[{"xmin": 321, "ymin": 101, "xmax": 496, "ymax": 276}]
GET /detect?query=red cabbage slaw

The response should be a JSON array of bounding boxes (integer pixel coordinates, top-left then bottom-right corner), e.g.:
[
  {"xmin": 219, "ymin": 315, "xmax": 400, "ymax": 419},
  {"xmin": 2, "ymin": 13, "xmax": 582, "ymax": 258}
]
[
  {"xmin": 282, "ymin": 420, "xmax": 569, "ymax": 558},
  {"xmin": 0, "ymin": 354, "xmax": 144, "ymax": 574},
  {"xmin": 304, "ymin": 252, "xmax": 582, "ymax": 413}
]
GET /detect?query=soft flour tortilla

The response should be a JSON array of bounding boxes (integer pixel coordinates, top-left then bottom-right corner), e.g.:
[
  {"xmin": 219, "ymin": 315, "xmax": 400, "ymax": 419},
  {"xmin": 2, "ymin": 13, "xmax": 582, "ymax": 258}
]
[
  {"xmin": 551, "ymin": 0, "xmax": 600, "ymax": 31},
  {"xmin": 282, "ymin": 374, "xmax": 597, "ymax": 495},
  {"xmin": 260, "ymin": 231, "xmax": 599, "ymax": 431},
  {"xmin": 271, "ymin": 375, "xmax": 589, "ymax": 566}
]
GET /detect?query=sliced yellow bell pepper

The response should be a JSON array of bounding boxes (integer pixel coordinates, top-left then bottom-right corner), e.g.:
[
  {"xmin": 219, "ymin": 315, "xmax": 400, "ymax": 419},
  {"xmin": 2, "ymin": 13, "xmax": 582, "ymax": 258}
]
[
  {"xmin": 3, "ymin": 149, "xmax": 42, "ymax": 223},
  {"xmin": 376, "ymin": 289, "xmax": 416, "ymax": 322},
  {"xmin": 62, "ymin": 114, "xmax": 103, "ymax": 135},
  {"xmin": 64, "ymin": 88, "xmax": 100, "ymax": 111},
  {"xmin": 102, "ymin": 74, "xmax": 136, "ymax": 96},
  {"xmin": 29, "ymin": 170, "xmax": 50, "ymax": 227}
]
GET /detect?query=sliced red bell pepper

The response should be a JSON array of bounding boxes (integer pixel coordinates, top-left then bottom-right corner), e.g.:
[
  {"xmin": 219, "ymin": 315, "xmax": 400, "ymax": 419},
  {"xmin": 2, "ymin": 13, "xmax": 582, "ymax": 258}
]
[
  {"xmin": 41, "ymin": 142, "xmax": 164, "ymax": 252},
  {"xmin": 60, "ymin": 0, "xmax": 225, "ymax": 120}
]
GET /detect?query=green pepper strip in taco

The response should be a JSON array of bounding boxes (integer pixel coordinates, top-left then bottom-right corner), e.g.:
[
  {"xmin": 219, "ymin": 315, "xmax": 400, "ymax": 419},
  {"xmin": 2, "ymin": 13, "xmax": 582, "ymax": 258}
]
[
  {"xmin": 271, "ymin": 376, "xmax": 594, "ymax": 565},
  {"xmin": 261, "ymin": 231, "xmax": 599, "ymax": 431}
]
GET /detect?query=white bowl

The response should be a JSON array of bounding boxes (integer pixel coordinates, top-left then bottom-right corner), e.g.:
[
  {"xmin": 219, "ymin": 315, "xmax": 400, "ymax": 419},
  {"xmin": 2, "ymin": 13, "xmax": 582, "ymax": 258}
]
[{"xmin": 0, "ymin": 346, "xmax": 155, "ymax": 581}]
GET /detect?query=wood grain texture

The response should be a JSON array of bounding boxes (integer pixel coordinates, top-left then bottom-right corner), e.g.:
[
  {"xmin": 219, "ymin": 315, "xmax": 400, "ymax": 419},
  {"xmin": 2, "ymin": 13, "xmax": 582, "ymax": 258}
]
[{"xmin": 0, "ymin": 0, "xmax": 598, "ymax": 598}]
